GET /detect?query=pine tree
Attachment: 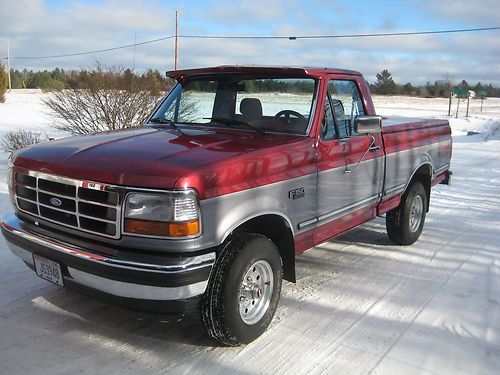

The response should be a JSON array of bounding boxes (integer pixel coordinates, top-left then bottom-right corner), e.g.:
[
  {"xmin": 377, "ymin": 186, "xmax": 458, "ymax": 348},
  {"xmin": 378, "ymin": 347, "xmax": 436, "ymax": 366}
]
[
  {"xmin": 0, "ymin": 64, "xmax": 9, "ymax": 103},
  {"xmin": 401, "ymin": 82, "xmax": 415, "ymax": 96},
  {"xmin": 374, "ymin": 69, "xmax": 397, "ymax": 95}
]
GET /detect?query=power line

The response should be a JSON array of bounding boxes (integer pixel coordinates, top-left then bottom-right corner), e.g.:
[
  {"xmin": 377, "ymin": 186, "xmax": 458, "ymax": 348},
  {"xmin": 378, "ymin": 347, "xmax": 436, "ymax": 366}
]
[
  {"xmin": 183, "ymin": 26, "xmax": 500, "ymax": 39},
  {"xmin": 3, "ymin": 26, "xmax": 500, "ymax": 60},
  {"xmin": 7, "ymin": 35, "xmax": 175, "ymax": 60}
]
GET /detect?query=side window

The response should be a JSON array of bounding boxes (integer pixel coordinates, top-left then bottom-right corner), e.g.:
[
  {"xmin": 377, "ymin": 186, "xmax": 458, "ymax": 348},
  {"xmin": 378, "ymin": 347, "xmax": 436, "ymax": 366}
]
[
  {"xmin": 328, "ymin": 80, "xmax": 365, "ymax": 138},
  {"xmin": 321, "ymin": 97, "xmax": 337, "ymax": 140}
]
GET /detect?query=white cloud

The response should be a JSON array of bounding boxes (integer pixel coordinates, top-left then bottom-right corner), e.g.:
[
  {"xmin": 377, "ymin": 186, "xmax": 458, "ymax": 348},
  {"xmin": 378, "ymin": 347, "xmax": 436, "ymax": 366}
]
[
  {"xmin": 67, "ymin": 0, "xmax": 172, "ymax": 32},
  {"xmin": 418, "ymin": 0, "xmax": 500, "ymax": 25},
  {"xmin": 0, "ymin": 0, "xmax": 47, "ymax": 34},
  {"xmin": 205, "ymin": 0, "xmax": 285, "ymax": 23}
]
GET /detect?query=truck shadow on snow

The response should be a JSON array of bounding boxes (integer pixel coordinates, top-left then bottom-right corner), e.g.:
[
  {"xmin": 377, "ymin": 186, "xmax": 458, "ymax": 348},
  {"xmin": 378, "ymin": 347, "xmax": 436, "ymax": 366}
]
[
  {"xmin": 333, "ymin": 219, "xmax": 396, "ymax": 247},
  {"xmin": 27, "ymin": 285, "xmax": 219, "ymax": 347}
]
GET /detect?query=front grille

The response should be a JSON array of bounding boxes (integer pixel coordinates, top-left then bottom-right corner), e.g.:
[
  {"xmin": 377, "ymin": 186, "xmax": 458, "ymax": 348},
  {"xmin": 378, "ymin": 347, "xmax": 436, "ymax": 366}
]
[{"xmin": 14, "ymin": 171, "xmax": 121, "ymax": 239}]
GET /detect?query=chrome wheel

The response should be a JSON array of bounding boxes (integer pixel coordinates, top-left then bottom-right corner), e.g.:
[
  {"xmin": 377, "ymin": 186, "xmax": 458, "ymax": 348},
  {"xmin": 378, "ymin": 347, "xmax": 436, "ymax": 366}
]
[
  {"xmin": 409, "ymin": 195, "xmax": 423, "ymax": 233},
  {"xmin": 239, "ymin": 260, "xmax": 274, "ymax": 325}
]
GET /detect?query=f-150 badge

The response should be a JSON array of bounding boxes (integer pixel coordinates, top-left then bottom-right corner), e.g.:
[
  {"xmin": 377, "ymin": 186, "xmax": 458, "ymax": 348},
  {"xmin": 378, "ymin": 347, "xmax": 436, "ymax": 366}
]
[{"xmin": 289, "ymin": 188, "xmax": 305, "ymax": 200}]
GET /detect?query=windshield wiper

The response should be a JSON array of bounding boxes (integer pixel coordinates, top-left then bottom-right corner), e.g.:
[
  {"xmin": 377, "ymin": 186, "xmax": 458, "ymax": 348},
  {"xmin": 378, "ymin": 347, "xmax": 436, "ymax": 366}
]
[
  {"xmin": 204, "ymin": 117, "xmax": 265, "ymax": 135},
  {"xmin": 149, "ymin": 117, "xmax": 178, "ymax": 129}
]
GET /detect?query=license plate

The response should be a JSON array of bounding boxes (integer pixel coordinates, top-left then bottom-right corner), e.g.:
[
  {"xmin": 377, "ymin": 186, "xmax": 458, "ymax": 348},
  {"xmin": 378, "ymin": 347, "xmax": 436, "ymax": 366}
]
[{"xmin": 33, "ymin": 254, "xmax": 64, "ymax": 287}]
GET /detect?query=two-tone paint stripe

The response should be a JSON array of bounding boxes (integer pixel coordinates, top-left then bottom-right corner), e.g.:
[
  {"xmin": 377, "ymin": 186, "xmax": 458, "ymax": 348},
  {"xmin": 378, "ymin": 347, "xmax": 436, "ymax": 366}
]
[{"xmin": 298, "ymin": 193, "xmax": 380, "ymax": 230}]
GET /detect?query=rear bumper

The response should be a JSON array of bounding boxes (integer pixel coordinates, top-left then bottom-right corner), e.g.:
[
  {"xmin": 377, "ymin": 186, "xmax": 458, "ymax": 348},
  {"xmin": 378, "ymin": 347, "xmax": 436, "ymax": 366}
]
[{"xmin": 1, "ymin": 213, "xmax": 216, "ymax": 313}]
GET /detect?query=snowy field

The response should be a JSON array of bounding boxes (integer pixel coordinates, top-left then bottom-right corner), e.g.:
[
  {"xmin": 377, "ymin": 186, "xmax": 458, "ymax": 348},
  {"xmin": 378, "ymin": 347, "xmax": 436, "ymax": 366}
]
[{"xmin": 0, "ymin": 90, "xmax": 499, "ymax": 374}]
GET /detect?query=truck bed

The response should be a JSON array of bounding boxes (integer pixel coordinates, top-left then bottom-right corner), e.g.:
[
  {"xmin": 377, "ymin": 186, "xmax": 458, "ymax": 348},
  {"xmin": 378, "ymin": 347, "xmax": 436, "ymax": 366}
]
[{"xmin": 379, "ymin": 115, "xmax": 452, "ymax": 214}]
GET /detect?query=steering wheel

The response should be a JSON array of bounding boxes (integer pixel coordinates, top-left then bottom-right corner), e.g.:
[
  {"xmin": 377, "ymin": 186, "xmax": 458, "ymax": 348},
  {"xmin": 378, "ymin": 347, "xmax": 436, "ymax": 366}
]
[{"xmin": 274, "ymin": 110, "xmax": 306, "ymax": 123}]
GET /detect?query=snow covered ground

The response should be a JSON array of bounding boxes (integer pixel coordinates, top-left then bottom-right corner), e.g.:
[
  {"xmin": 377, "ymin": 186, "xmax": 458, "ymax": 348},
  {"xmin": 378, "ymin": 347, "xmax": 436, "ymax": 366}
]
[{"xmin": 0, "ymin": 90, "xmax": 499, "ymax": 374}]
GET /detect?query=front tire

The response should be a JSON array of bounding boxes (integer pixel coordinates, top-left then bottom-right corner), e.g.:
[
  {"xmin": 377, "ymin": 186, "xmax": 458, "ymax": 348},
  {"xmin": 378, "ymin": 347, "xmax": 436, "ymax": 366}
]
[
  {"xmin": 201, "ymin": 233, "xmax": 283, "ymax": 346},
  {"xmin": 386, "ymin": 181, "xmax": 427, "ymax": 245}
]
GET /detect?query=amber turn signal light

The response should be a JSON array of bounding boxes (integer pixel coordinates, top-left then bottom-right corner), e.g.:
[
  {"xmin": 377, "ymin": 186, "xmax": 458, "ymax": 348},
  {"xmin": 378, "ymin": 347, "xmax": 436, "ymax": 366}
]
[{"xmin": 124, "ymin": 218, "xmax": 200, "ymax": 237}]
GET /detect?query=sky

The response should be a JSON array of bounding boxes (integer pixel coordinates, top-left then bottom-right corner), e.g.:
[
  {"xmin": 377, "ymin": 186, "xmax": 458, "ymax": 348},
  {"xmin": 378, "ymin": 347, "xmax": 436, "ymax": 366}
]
[{"xmin": 1, "ymin": 0, "xmax": 499, "ymax": 85}]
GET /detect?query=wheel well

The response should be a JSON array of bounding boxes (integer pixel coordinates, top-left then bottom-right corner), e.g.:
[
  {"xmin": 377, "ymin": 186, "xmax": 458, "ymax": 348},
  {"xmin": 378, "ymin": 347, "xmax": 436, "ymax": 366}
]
[
  {"xmin": 408, "ymin": 164, "xmax": 432, "ymax": 211},
  {"xmin": 232, "ymin": 214, "xmax": 296, "ymax": 283}
]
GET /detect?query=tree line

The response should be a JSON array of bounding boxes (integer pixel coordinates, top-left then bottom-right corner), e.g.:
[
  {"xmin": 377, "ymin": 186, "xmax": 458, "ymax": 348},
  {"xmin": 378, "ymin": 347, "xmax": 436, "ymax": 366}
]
[
  {"xmin": 0, "ymin": 64, "xmax": 8, "ymax": 102},
  {"xmin": 370, "ymin": 69, "xmax": 500, "ymax": 97},
  {"xmin": 187, "ymin": 78, "xmax": 315, "ymax": 94},
  {"xmin": 7, "ymin": 66, "xmax": 173, "ymax": 95},
  {"xmin": 2, "ymin": 65, "xmax": 500, "ymax": 98}
]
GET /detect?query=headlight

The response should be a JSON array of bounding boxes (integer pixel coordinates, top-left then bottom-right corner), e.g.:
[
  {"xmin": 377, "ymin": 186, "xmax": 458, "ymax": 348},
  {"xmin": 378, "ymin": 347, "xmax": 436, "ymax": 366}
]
[{"xmin": 123, "ymin": 190, "xmax": 201, "ymax": 238}]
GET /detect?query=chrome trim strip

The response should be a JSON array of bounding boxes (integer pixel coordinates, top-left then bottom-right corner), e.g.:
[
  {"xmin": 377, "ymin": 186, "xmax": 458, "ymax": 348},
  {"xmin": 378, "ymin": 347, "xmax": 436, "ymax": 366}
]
[
  {"xmin": 385, "ymin": 183, "xmax": 405, "ymax": 196},
  {"xmin": 67, "ymin": 267, "xmax": 208, "ymax": 300},
  {"xmin": 1, "ymin": 216, "xmax": 215, "ymax": 274},
  {"xmin": 297, "ymin": 194, "xmax": 380, "ymax": 230},
  {"xmin": 297, "ymin": 217, "xmax": 318, "ymax": 230},
  {"xmin": 317, "ymin": 194, "xmax": 379, "ymax": 223},
  {"xmin": 27, "ymin": 170, "xmax": 109, "ymax": 189},
  {"xmin": 7, "ymin": 244, "xmax": 208, "ymax": 300}
]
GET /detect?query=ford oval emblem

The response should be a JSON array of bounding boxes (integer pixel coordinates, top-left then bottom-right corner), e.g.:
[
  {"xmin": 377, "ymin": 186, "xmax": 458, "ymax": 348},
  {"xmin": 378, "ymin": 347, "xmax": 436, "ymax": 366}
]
[{"xmin": 50, "ymin": 197, "xmax": 62, "ymax": 207}]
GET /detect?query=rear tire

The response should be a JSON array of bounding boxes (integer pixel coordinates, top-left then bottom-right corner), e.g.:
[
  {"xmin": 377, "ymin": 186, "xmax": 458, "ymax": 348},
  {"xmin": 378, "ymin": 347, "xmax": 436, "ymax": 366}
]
[
  {"xmin": 386, "ymin": 181, "xmax": 427, "ymax": 245},
  {"xmin": 201, "ymin": 233, "xmax": 283, "ymax": 346}
]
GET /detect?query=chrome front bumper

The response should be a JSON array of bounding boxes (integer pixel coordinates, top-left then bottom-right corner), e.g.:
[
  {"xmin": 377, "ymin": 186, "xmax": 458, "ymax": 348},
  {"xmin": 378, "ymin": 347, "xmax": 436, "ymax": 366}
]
[{"xmin": 1, "ymin": 213, "xmax": 215, "ymax": 308}]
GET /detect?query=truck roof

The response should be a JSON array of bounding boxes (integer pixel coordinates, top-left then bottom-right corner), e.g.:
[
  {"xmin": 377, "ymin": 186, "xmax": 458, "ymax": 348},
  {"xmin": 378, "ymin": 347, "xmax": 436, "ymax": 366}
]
[{"xmin": 166, "ymin": 65, "xmax": 362, "ymax": 80}]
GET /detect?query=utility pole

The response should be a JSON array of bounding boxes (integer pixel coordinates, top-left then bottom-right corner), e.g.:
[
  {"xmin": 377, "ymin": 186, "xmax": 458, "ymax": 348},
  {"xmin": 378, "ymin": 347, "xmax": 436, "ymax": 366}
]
[
  {"xmin": 174, "ymin": 10, "xmax": 179, "ymax": 70},
  {"xmin": 7, "ymin": 38, "xmax": 12, "ymax": 91}
]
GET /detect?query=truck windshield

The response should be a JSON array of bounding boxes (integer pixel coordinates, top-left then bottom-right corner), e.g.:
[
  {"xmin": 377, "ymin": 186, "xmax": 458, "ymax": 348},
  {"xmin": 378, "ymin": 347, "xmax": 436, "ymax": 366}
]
[{"xmin": 149, "ymin": 76, "xmax": 317, "ymax": 135}]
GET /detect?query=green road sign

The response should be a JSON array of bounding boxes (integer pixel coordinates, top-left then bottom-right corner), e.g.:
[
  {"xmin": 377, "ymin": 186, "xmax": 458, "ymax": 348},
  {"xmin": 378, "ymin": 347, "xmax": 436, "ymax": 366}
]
[
  {"xmin": 452, "ymin": 88, "xmax": 468, "ymax": 98},
  {"xmin": 478, "ymin": 90, "xmax": 487, "ymax": 99}
]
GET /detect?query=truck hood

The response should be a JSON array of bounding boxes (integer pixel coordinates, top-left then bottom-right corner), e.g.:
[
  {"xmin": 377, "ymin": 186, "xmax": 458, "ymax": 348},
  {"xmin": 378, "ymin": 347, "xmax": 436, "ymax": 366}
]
[{"xmin": 14, "ymin": 127, "xmax": 303, "ymax": 189}]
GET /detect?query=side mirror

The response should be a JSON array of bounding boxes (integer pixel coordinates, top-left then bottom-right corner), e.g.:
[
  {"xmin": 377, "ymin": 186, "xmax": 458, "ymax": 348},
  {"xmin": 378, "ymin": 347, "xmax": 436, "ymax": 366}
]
[{"xmin": 354, "ymin": 115, "xmax": 382, "ymax": 134}]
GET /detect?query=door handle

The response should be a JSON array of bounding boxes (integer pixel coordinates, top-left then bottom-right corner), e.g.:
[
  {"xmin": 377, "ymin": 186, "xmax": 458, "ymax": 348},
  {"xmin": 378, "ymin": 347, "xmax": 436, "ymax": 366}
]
[{"xmin": 369, "ymin": 145, "xmax": 381, "ymax": 152}]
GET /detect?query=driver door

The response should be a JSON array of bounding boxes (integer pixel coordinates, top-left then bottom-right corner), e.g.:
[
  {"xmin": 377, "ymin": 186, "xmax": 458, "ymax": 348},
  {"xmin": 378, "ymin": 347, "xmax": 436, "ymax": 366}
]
[{"xmin": 314, "ymin": 79, "xmax": 384, "ymax": 244}]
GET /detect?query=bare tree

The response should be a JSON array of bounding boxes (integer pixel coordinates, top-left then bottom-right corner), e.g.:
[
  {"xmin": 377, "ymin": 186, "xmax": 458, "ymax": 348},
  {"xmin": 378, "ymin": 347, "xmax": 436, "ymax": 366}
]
[
  {"xmin": 1, "ymin": 129, "xmax": 49, "ymax": 153},
  {"xmin": 44, "ymin": 63, "xmax": 171, "ymax": 135},
  {"xmin": 164, "ymin": 92, "xmax": 200, "ymax": 122}
]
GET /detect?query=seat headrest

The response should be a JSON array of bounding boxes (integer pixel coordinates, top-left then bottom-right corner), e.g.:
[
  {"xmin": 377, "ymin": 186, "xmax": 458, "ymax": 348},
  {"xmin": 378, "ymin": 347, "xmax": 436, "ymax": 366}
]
[{"xmin": 240, "ymin": 98, "xmax": 263, "ymax": 121}]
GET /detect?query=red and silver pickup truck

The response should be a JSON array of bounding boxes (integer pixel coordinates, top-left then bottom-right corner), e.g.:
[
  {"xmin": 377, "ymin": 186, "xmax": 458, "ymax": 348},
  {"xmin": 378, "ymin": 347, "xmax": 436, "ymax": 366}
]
[{"xmin": 2, "ymin": 66, "xmax": 452, "ymax": 345}]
